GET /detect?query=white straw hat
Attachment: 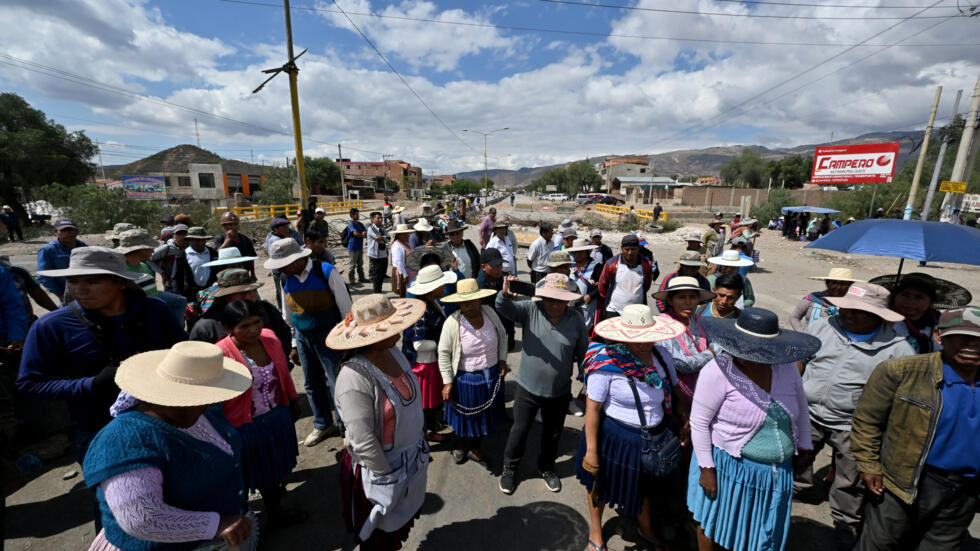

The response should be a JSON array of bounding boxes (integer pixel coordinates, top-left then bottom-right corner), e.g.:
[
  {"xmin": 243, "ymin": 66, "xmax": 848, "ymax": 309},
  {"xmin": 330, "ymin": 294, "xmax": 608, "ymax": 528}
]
[
  {"xmin": 115, "ymin": 341, "xmax": 252, "ymax": 407},
  {"xmin": 413, "ymin": 218, "xmax": 434, "ymax": 232},
  {"xmin": 593, "ymin": 304, "xmax": 686, "ymax": 343},
  {"xmin": 203, "ymin": 247, "xmax": 259, "ymax": 268},
  {"xmin": 708, "ymin": 250, "xmax": 754, "ymax": 267},
  {"xmin": 263, "ymin": 239, "xmax": 311, "ymax": 270},
  {"xmin": 389, "ymin": 223, "xmax": 414, "ymax": 235},
  {"xmin": 407, "ymin": 264, "xmax": 458, "ymax": 296},
  {"xmin": 326, "ymin": 294, "xmax": 426, "ymax": 350}
]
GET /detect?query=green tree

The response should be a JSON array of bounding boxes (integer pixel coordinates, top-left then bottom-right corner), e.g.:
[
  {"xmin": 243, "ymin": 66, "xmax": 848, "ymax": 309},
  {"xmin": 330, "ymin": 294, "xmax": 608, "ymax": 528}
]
[
  {"xmin": 448, "ymin": 178, "xmax": 481, "ymax": 195},
  {"xmin": 255, "ymin": 178, "xmax": 293, "ymax": 205},
  {"xmin": 566, "ymin": 161, "xmax": 602, "ymax": 193},
  {"xmin": 38, "ymin": 183, "xmax": 165, "ymax": 233},
  {"xmin": 303, "ymin": 156, "xmax": 342, "ymax": 195},
  {"xmin": 528, "ymin": 167, "xmax": 569, "ymax": 194},
  {"xmin": 767, "ymin": 155, "xmax": 812, "ymax": 189},
  {"xmin": 0, "ymin": 93, "xmax": 97, "ymax": 215},
  {"xmin": 720, "ymin": 149, "xmax": 768, "ymax": 187}
]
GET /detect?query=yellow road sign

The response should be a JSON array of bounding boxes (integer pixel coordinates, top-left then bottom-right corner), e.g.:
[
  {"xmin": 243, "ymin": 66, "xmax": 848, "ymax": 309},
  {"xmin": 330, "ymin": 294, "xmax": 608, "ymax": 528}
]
[{"xmin": 939, "ymin": 180, "xmax": 967, "ymax": 193}]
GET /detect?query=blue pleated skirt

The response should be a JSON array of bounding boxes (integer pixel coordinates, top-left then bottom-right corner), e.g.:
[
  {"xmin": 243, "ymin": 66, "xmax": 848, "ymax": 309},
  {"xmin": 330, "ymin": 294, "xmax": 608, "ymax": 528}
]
[
  {"xmin": 574, "ymin": 416, "xmax": 672, "ymax": 517},
  {"xmin": 444, "ymin": 365, "xmax": 505, "ymax": 438},
  {"xmin": 687, "ymin": 446, "xmax": 794, "ymax": 551},
  {"xmin": 236, "ymin": 404, "xmax": 299, "ymax": 492}
]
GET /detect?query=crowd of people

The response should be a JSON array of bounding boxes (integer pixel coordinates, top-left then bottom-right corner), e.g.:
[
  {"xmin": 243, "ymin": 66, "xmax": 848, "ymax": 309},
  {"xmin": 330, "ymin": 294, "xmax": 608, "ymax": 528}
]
[{"xmin": 0, "ymin": 201, "xmax": 978, "ymax": 551}]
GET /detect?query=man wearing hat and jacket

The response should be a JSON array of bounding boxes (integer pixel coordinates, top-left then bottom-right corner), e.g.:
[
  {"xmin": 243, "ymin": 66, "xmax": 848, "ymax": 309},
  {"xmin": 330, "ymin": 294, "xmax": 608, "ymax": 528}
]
[
  {"xmin": 595, "ymin": 234, "xmax": 655, "ymax": 326},
  {"xmin": 702, "ymin": 217, "xmax": 726, "ymax": 259},
  {"xmin": 213, "ymin": 211, "xmax": 258, "ymax": 279},
  {"xmin": 37, "ymin": 219, "xmax": 88, "ymax": 301},
  {"xmin": 443, "ymin": 220, "xmax": 480, "ymax": 279},
  {"xmin": 266, "ymin": 239, "xmax": 352, "ymax": 447},
  {"xmin": 169, "ymin": 227, "xmax": 218, "ymax": 304},
  {"xmin": 17, "ymin": 246, "xmax": 186, "ymax": 527},
  {"xmin": 798, "ymin": 282, "xmax": 916, "ymax": 549},
  {"xmin": 1, "ymin": 205, "xmax": 22, "ymax": 242},
  {"xmin": 851, "ymin": 306, "xmax": 980, "ymax": 551}
]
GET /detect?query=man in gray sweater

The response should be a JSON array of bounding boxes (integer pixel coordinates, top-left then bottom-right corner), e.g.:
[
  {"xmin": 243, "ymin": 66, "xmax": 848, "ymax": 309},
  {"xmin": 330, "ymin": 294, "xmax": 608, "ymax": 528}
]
[{"xmin": 495, "ymin": 273, "xmax": 588, "ymax": 495}]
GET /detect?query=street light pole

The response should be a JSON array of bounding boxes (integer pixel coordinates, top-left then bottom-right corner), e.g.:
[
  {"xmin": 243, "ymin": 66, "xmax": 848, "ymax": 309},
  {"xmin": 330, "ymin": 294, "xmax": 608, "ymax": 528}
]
[{"xmin": 462, "ymin": 128, "xmax": 509, "ymax": 194}]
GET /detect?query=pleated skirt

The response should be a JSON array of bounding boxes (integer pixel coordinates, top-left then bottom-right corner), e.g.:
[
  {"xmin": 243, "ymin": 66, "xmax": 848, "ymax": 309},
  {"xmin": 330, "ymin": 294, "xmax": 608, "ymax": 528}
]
[
  {"xmin": 444, "ymin": 365, "xmax": 505, "ymax": 438},
  {"xmin": 574, "ymin": 416, "xmax": 670, "ymax": 517},
  {"xmin": 411, "ymin": 361, "xmax": 444, "ymax": 410},
  {"xmin": 687, "ymin": 446, "xmax": 794, "ymax": 551},
  {"xmin": 236, "ymin": 405, "xmax": 299, "ymax": 492},
  {"xmin": 340, "ymin": 449, "xmax": 419, "ymax": 551}
]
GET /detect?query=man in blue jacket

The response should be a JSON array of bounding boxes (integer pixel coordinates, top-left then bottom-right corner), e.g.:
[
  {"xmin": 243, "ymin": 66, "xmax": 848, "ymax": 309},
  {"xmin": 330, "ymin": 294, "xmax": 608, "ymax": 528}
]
[{"xmin": 36, "ymin": 219, "xmax": 88, "ymax": 301}]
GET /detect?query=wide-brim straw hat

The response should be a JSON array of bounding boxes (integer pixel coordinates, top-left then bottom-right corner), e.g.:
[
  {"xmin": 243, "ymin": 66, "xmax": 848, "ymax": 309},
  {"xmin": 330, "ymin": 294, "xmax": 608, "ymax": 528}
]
[
  {"xmin": 263, "ymin": 239, "xmax": 312, "ymax": 270},
  {"xmin": 392, "ymin": 206, "xmax": 405, "ymax": 213},
  {"xmin": 651, "ymin": 276, "xmax": 715, "ymax": 302},
  {"xmin": 115, "ymin": 341, "xmax": 252, "ymax": 407},
  {"xmin": 565, "ymin": 238, "xmax": 597, "ymax": 253},
  {"xmin": 413, "ymin": 218, "xmax": 434, "ymax": 232},
  {"xmin": 869, "ymin": 272, "xmax": 972, "ymax": 310},
  {"xmin": 212, "ymin": 268, "xmax": 264, "ymax": 297},
  {"xmin": 203, "ymin": 247, "xmax": 260, "ymax": 268},
  {"xmin": 115, "ymin": 229, "xmax": 159, "ymax": 254},
  {"xmin": 593, "ymin": 304, "xmax": 686, "ymax": 343},
  {"xmin": 38, "ymin": 246, "xmax": 143, "ymax": 280},
  {"xmin": 809, "ymin": 267, "xmax": 862, "ymax": 282},
  {"xmin": 546, "ymin": 251, "xmax": 573, "ymax": 267},
  {"xmin": 327, "ymin": 294, "xmax": 426, "ymax": 350},
  {"xmin": 702, "ymin": 308, "xmax": 821, "ymax": 364},
  {"xmin": 444, "ymin": 220, "xmax": 467, "ymax": 233},
  {"xmin": 407, "ymin": 264, "xmax": 458, "ymax": 296},
  {"xmin": 389, "ymin": 223, "xmax": 414, "ymax": 235},
  {"xmin": 825, "ymin": 282, "xmax": 905, "ymax": 322},
  {"xmin": 441, "ymin": 278, "xmax": 496, "ymax": 303},
  {"xmin": 535, "ymin": 273, "xmax": 583, "ymax": 301},
  {"xmin": 677, "ymin": 251, "xmax": 705, "ymax": 267},
  {"xmin": 407, "ymin": 245, "xmax": 454, "ymax": 272},
  {"xmin": 708, "ymin": 250, "xmax": 754, "ymax": 267}
]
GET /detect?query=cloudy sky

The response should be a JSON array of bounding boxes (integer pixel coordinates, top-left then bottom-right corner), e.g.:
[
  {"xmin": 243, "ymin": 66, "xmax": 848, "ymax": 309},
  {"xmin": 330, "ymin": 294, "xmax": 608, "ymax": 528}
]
[{"xmin": 1, "ymin": 0, "xmax": 977, "ymax": 174}]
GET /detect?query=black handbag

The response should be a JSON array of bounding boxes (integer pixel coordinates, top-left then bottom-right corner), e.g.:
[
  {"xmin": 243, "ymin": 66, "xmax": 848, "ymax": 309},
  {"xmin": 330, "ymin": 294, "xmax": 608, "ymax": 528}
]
[{"xmin": 626, "ymin": 375, "xmax": 681, "ymax": 478}]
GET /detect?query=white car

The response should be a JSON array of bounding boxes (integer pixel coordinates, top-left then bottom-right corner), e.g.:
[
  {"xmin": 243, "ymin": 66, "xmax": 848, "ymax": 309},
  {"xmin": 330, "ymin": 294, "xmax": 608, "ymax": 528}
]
[{"xmin": 543, "ymin": 193, "xmax": 568, "ymax": 202}]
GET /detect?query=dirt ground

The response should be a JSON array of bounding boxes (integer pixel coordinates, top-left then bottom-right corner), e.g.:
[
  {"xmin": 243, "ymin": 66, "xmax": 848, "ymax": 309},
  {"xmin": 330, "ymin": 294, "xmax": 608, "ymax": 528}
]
[{"xmin": 4, "ymin": 206, "xmax": 979, "ymax": 550}]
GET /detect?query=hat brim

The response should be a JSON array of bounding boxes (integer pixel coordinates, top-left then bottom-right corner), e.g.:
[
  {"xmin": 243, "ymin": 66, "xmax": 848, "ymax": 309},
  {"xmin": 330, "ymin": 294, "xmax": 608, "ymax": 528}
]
[
  {"xmin": 678, "ymin": 260, "xmax": 706, "ymax": 267},
  {"xmin": 809, "ymin": 275, "xmax": 862, "ymax": 282},
  {"xmin": 701, "ymin": 317, "xmax": 822, "ymax": 364},
  {"xmin": 445, "ymin": 225, "xmax": 467, "ymax": 233},
  {"xmin": 54, "ymin": 224, "xmax": 78, "ymax": 231},
  {"xmin": 115, "ymin": 349, "xmax": 252, "ymax": 407},
  {"xmin": 392, "ymin": 207, "xmax": 405, "ymax": 213},
  {"xmin": 546, "ymin": 261, "xmax": 573, "ymax": 267},
  {"xmin": 185, "ymin": 234, "xmax": 213, "ymax": 240},
  {"xmin": 593, "ymin": 314, "xmax": 686, "ymax": 343},
  {"xmin": 824, "ymin": 295, "xmax": 905, "ymax": 323},
  {"xmin": 202, "ymin": 256, "xmax": 260, "ymax": 268},
  {"xmin": 390, "ymin": 227, "xmax": 415, "ymax": 235},
  {"xmin": 708, "ymin": 255, "xmax": 754, "ymax": 267},
  {"xmin": 440, "ymin": 288, "xmax": 497, "ymax": 303},
  {"xmin": 407, "ymin": 246, "xmax": 455, "ymax": 272},
  {"xmin": 535, "ymin": 286, "xmax": 583, "ymax": 301},
  {"xmin": 407, "ymin": 271, "xmax": 458, "ymax": 296},
  {"xmin": 37, "ymin": 267, "xmax": 143, "ymax": 280},
  {"xmin": 213, "ymin": 282, "xmax": 264, "ymax": 297},
  {"xmin": 565, "ymin": 244, "xmax": 597, "ymax": 253},
  {"xmin": 116, "ymin": 244, "xmax": 157, "ymax": 254},
  {"xmin": 263, "ymin": 248, "xmax": 312, "ymax": 270},
  {"xmin": 651, "ymin": 285, "xmax": 715, "ymax": 302},
  {"xmin": 868, "ymin": 274, "xmax": 972, "ymax": 310},
  {"xmin": 327, "ymin": 298, "xmax": 426, "ymax": 350}
]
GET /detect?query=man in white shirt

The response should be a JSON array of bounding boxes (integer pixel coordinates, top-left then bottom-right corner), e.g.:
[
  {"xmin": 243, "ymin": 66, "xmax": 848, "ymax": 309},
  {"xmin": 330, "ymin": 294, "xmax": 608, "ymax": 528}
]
[
  {"xmin": 365, "ymin": 211, "xmax": 388, "ymax": 293},
  {"xmin": 527, "ymin": 222, "xmax": 554, "ymax": 283},
  {"xmin": 184, "ymin": 227, "xmax": 215, "ymax": 289},
  {"xmin": 596, "ymin": 234, "xmax": 653, "ymax": 322},
  {"xmin": 486, "ymin": 220, "xmax": 516, "ymax": 276}
]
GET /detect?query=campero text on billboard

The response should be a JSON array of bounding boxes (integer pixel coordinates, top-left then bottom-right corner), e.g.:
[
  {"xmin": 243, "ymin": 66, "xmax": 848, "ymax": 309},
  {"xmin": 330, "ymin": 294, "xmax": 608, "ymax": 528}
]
[
  {"xmin": 122, "ymin": 176, "xmax": 166, "ymax": 200},
  {"xmin": 810, "ymin": 142, "xmax": 901, "ymax": 185}
]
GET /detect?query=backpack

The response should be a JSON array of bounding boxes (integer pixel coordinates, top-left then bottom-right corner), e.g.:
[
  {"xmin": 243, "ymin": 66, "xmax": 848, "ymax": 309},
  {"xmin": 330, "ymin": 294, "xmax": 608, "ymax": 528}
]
[{"xmin": 340, "ymin": 226, "xmax": 350, "ymax": 248}]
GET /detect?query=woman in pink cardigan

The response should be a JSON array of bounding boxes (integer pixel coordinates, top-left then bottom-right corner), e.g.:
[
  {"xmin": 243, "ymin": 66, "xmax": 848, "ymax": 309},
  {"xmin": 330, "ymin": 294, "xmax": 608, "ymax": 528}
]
[
  {"xmin": 687, "ymin": 308, "xmax": 821, "ymax": 551},
  {"xmin": 216, "ymin": 299, "xmax": 305, "ymax": 529}
]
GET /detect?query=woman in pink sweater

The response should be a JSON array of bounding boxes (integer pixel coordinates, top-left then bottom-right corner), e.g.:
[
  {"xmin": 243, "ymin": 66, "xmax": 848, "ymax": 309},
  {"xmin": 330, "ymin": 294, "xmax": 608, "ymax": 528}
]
[{"xmin": 687, "ymin": 308, "xmax": 821, "ymax": 551}]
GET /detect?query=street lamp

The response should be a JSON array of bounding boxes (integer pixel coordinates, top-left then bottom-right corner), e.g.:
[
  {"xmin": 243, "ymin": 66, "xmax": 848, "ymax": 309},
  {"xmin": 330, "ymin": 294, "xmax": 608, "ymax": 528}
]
[{"xmin": 462, "ymin": 127, "xmax": 509, "ymax": 195}]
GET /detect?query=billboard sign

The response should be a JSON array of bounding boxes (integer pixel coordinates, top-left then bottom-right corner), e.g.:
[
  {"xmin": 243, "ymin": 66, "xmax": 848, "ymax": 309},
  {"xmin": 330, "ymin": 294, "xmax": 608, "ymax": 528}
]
[
  {"xmin": 810, "ymin": 142, "xmax": 901, "ymax": 185},
  {"xmin": 122, "ymin": 176, "xmax": 166, "ymax": 200},
  {"xmin": 939, "ymin": 180, "xmax": 967, "ymax": 193},
  {"xmin": 962, "ymin": 194, "xmax": 980, "ymax": 214}
]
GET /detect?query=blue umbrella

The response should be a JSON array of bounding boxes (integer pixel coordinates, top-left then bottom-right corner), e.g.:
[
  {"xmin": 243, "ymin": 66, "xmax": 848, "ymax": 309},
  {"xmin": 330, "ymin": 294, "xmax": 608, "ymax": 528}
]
[
  {"xmin": 781, "ymin": 206, "xmax": 840, "ymax": 215},
  {"xmin": 805, "ymin": 219, "xmax": 980, "ymax": 275}
]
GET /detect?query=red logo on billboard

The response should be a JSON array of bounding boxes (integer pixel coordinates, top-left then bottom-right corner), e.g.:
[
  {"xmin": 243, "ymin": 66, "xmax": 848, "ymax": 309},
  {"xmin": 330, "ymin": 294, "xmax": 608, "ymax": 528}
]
[{"xmin": 811, "ymin": 142, "xmax": 901, "ymax": 185}]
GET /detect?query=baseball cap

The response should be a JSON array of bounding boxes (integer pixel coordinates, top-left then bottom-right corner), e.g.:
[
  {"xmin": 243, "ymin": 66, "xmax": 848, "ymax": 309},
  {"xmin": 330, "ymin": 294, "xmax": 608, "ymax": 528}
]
[
  {"xmin": 172, "ymin": 224, "xmax": 189, "ymax": 234},
  {"xmin": 621, "ymin": 234, "xmax": 639, "ymax": 247},
  {"xmin": 480, "ymin": 248, "xmax": 503, "ymax": 267},
  {"xmin": 590, "ymin": 228, "xmax": 602, "ymax": 237},
  {"xmin": 54, "ymin": 219, "xmax": 78, "ymax": 230},
  {"xmin": 269, "ymin": 217, "xmax": 290, "ymax": 229},
  {"xmin": 315, "ymin": 207, "xmax": 326, "ymax": 214},
  {"xmin": 562, "ymin": 228, "xmax": 577, "ymax": 239},
  {"xmin": 937, "ymin": 307, "xmax": 980, "ymax": 338}
]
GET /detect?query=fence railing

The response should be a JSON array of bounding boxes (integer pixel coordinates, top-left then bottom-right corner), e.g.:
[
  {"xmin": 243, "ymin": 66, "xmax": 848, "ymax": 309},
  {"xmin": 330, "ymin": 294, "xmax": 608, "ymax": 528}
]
[
  {"xmin": 213, "ymin": 201, "xmax": 363, "ymax": 220},
  {"xmin": 593, "ymin": 203, "xmax": 667, "ymax": 221}
]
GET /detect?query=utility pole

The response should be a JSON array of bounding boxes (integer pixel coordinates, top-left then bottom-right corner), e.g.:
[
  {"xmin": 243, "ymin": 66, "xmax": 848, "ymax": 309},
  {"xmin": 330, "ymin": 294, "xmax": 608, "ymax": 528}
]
[
  {"xmin": 940, "ymin": 72, "xmax": 980, "ymax": 219},
  {"xmin": 904, "ymin": 86, "xmax": 942, "ymax": 220},
  {"xmin": 194, "ymin": 118, "xmax": 201, "ymax": 147},
  {"xmin": 382, "ymin": 153, "xmax": 392, "ymax": 196},
  {"xmin": 96, "ymin": 140, "xmax": 106, "ymax": 181},
  {"xmin": 252, "ymin": 0, "xmax": 310, "ymax": 206},
  {"xmin": 462, "ymin": 128, "xmax": 509, "ymax": 195},
  {"xmin": 338, "ymin": 144, "xmax": 346, "ymax": 202},
  {"xmin": 921, "ymin": 89, "xmax": 962, "ymax": 220}
]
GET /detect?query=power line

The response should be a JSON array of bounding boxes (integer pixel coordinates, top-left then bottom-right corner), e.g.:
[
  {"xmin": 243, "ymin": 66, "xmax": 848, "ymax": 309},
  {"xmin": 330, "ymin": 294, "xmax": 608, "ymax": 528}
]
[
  {"xmin": 215, "ymin": 0, "xmax": 976, "ymax": 47},
  {"xmin": 643, "ymin": 0, "xmax": 950, "ymax": 148},
  {"xmin": 329, "ymin": 1, "xmax": 475, "ymax": 152},
  {"xmin": 539, "ymin": 0, "xmax": 961, "ymax": 19}
]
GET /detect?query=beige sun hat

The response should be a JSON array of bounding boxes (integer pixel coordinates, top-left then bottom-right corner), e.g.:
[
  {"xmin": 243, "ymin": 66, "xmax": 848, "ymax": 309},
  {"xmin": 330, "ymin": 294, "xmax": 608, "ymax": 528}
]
[
  {"xmin": 534, "ymin": 273, "xmax": 583, "ymax": 301},
  {"xmin": 392, "ymin": 206, "xmax": 405, "ymax": 213},
  {"xmin": 593, "ymin": 304, "xmax": 686, "ymax": 343},
  {"xmin": 115, "ymin": 229, "xmax": 159, "ymax": 254},
  {"xmin": 37, "ymin": 246, "xmax": 143, "ymax": 280},
  {"xmin": 546, "ymin": 250, "xmax": 573, "ymax": 268},
  {"xmin": 389, "ymin": 223, "xmax": 414, "ymax": 235},
  {"xmin": 684, "ymin": 230, "xmax": 703, "ymax": 242},
  {"xmin": 115, "ymin": 341, "xmax": 252, "ymax": 407},
  {"xmin": 565, "ymin": 238, "xmax": 598, "ymax": 253},
  {"xmin": 809, "ymin": 267, "xmax": 862, "ymax": 282},
  {"xmin": 441, "ymin": 278, "xmax": 496, "ymax": 303},
  {"xmin": 105, "ymin": 222, "xmax": 138, "ymax": 241},
  {"xmin": 708, "ymin": 249, "xmax": 754, "ymax": 267},
  {"xmin": 825, "ymin": 282, "xmax": 905, "ymax": 323},
  {"xmin": 413, "ymin": 218, "xmax": 434, "ymax": 232},
  {"xmin": 263, "ymin": 238, "xmax": 312, "ymax": 270},
  {"xmin": 677, "ymin": 250, "xmax": 706, "ymax": 267},
  {"xmin": 326, "ymin": 294, "xmax": 426, "ymax": 350},
  {"xmin": 407, "ymin": 264, "xmax": 458, "ymax": 296}
]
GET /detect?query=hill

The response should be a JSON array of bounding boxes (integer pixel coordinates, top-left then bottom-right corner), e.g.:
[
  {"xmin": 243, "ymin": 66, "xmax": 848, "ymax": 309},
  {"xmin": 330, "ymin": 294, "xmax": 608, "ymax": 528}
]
[{"xmin": 104, "ymin": 144, "xmax": 269, "ymax": 179}]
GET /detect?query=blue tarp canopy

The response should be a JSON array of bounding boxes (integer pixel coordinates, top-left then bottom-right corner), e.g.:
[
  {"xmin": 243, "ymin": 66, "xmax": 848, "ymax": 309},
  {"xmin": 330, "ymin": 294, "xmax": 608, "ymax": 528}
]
[{"xmin": 781, "ymin": 206, "xmax": 840, "ymax": 215}]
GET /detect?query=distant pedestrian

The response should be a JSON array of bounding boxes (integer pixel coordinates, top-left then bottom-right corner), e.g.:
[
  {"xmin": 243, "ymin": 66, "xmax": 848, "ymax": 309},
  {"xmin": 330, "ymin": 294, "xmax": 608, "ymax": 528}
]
[
  {"xmin": 306, "ymin": 207, "xmax": 330, "ymax": 239},
  {"xmin": 527, "ymin": 222, "xmax": 554, "ymax": 283},
  {"xmin": 346, "ymin": 208, "xmax": 367, "ymax": 286},
  {"xmin": 510, "ymin": 193, "xmax": 515, "ymax": 206},
  {"xmin": 389, "ymin": 224, "xmax": 415, "ymax": 298},
  {"xmin": 366, "ymin": 211, "xmax": 388, "ymax": 293},
  {"xmin": 36, "ymin": 218, "xmax": 87, "ymax": 301},
  {"xmin": 1, "ymin": 205, "xmax": 23, "ymax": 242},
  {"xmin": 478, "ymin": 207, "xmax": 497, "ymax": 249},
  {"xmin": 652, "ymin": 202, "xmax": 663, "ymax": 221}
]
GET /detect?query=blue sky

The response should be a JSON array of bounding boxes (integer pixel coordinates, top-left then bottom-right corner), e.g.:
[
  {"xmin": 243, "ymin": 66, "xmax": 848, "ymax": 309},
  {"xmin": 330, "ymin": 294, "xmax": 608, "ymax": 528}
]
[{"xmin": 1, "ymin": 0, "xmax": 977, "ymax": 174}]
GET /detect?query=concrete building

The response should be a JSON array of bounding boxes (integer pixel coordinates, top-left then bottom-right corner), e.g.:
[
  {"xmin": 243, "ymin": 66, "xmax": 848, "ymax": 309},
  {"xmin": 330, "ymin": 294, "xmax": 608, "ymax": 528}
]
[
  {"xmin": 596, "ymin": 156, "xmax": 653, "ymax": 193},
  {"xmin": 616, "ymin": 176, "xmax": 690, "ymax": 204},
  {"xmin": 336, "ymin": 158, "xmax": 423, "ymax": 191}
]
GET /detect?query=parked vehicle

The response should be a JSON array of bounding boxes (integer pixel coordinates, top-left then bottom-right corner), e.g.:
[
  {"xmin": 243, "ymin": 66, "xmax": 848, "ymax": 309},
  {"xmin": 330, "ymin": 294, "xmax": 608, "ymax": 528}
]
[
  {"xmin": 575, "ymin": 193, "xmax": 603, "ymax": 204},
  {"xmin": 543, "ymin": 193, "xmax": 568, "ymax": 202},
  {"xmin": 597, "ymin": 195, "xmax": 625, "ymax": 205}
]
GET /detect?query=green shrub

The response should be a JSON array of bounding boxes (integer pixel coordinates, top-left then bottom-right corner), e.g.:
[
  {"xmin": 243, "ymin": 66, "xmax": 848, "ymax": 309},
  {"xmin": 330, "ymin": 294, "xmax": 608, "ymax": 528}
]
[{"xmin": 750, "ymin": 189, "xmax": 795, "ymax": 224}]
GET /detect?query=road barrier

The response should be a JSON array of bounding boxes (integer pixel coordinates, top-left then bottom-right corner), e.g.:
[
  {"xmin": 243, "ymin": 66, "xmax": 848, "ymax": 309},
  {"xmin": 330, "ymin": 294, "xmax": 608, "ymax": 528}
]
[
  {"xmin": 213, "ymin": 201, "xmax": 364, "ymax": 220},
  {"xmin": 593, "ymin": 203, "xmax": 667, "ymax": 222}
]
